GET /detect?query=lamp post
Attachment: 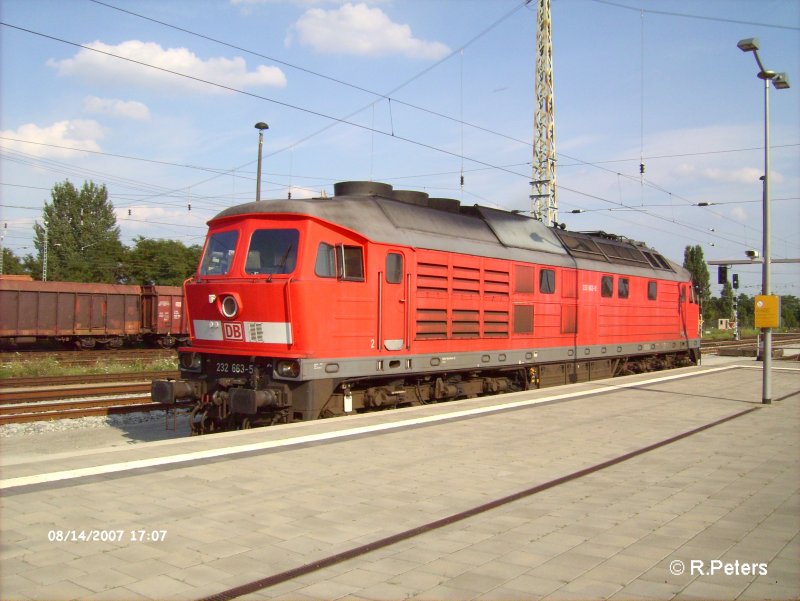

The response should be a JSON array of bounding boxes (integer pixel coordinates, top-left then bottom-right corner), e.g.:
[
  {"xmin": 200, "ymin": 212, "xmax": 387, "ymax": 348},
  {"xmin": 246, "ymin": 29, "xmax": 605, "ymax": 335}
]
[
  {"xmin": 737, "ymin": 37, "xmax": 790, "ymax": 405},
  {"xmin": 254, "ymin": 122, "xmax": 269, "ymax": 202}
]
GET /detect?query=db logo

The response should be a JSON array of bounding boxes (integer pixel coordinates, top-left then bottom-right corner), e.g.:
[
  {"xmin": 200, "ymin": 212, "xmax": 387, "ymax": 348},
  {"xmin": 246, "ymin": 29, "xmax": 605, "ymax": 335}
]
[{"xmin": 223, "ymin": 322, "xmax": 244, "ymax": 341}]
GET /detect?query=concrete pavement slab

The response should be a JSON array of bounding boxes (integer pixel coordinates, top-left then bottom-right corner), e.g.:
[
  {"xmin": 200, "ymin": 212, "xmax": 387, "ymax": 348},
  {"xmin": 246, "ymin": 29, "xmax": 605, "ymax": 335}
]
[{"xmin": 0, "ymin": 361, "xmax": 797, "ymax": 601}]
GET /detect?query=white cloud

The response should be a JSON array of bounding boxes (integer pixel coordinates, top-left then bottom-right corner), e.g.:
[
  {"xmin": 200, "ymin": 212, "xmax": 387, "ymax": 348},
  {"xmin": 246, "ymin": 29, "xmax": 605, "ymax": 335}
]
[
  {"xmin": 0, "ymin": 120, "xmax": 104, "ymax": 157},
  {"xmin": 84, "ymin": 96, "xmax": 151, "ymax": 121},
  {"xmin": 231, "ymin": 0, "xmax": 387, "ymax": 6},
  {"xmin": 48, "ymin": 40, "xmax": 287, "ymax": 93},
  {"xmin": 288, "ymin": 3, "xmax": 450, "ymax": 60},
  {"xmin": 288, "ymin": 185, "xmax": 318, "ymax": 199},
  {"xmin": 674, "ymin": 162, "xmax": 783, "ymax": 187},
  {"xmin": 730, "ymin": 206, "xmax": 748, "ymax": 223}
]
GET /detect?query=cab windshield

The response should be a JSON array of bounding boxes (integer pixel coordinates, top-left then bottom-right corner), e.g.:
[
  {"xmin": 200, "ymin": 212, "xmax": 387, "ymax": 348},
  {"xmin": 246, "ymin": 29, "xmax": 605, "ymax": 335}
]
[
  {"xmin": 244, "ymin": 229, "xmax": 299, "ymax": 275},
  {"xmin": 199, "ymin": 230, "xmax": 238, "ymax": 276}
]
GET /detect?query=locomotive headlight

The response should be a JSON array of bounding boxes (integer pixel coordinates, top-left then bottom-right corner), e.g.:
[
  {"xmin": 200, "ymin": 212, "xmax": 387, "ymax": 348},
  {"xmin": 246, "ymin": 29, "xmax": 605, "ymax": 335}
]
[
  {"xmin": 276, "ymin": 360, "xmax": 300, "ymax": 378},
  {"xmin": 221, "ymin": 295, "xmax": 239, "ymax": 318},
  {"xmin": 179, "ymin": 352, "xmax": 202, "ymax": 371}
]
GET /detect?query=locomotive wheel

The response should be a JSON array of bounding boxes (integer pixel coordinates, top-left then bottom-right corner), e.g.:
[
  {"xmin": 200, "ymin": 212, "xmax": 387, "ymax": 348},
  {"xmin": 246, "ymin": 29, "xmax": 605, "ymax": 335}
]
[{"xmin": 240, "ymin": 417, "xmax": 252, "ymax": 430}]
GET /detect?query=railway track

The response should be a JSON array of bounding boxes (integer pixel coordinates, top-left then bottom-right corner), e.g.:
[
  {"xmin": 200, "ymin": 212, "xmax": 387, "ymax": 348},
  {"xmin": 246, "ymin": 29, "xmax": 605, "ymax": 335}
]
[
  {"xmin": 3, "ymin": 335, "xmax": 798, "ymax": 427},
  {"xmin": 2, "ymin": 370, "xmax": 178, "ymax": 389},
  {"xmin": 0, "ymin": 398, "xmax": 188, "ymax": 426},
  {"xmin": 0, "ymin": 379, "xmax": 188, "ymax": 426},
  {"xmin": 700, "ymin": 334, "xmax": 800, "ymax": 355},
  {"xmin": 0, "ymin": 397, "xmax": 192, "ymax": 426},
  {"xmin": 1, "ymin": 381, "xmax": 152, "ymax": 403}
]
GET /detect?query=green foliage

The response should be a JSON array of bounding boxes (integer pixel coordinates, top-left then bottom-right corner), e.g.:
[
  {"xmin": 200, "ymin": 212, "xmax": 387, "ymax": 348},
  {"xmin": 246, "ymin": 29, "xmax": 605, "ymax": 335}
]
[
  {"xmin": 682, "ymin": 245, "xmax": 712, "ymax": 321},
  {"xmin": 719, "ymin": 280, "xmax": 734, "ymax": 321},
  {"xmin": 1, "ymin": 248, "xmax": 28, "ymax": 275},
  {"xmin": 23, "ymin": 179, "xmax": 201, "ymax": 285},
  {"xmin": 123, "ymin": 237, "xmax": 202, "ymax": 286},
  {"xmin": 0, "ymin": 355, "xmax": 177, "ymax": 379},
  {"xmin": 32, "ymin": 180, "xmax": 125, "ymax": 282},
  {"xmin": 737, "ymin": 293, "xmax": 754, "ymax": 329},
  {"xmin": 782, "ymin": 295, "xmax": 800, "ymax": 329}
]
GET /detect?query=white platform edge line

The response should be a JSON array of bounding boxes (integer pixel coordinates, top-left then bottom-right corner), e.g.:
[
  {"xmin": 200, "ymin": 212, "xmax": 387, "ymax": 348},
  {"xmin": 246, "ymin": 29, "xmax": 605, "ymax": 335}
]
[{"xmin": 0, "ymin": 365, "xmax": 742, "ymax": 490}]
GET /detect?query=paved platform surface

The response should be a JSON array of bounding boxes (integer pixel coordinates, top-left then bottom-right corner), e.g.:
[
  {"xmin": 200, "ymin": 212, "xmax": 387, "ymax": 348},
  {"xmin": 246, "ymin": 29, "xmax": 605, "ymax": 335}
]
[{"xmin": 1, "ymin": 358, "xmax": 798, "ymax": 601}]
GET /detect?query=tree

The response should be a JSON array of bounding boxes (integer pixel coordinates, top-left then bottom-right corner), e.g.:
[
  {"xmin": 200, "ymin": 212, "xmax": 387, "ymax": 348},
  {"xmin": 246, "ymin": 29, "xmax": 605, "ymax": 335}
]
[
  {"xmin": 737, "ymin": 293, "xmax": 754, "ymax": 329},
  {"xmin": 719, "ymin": 280, "xmax": 734, "ymax": 324},
  {"xmin": 1, "ymin": 247, "xmax": 28, "ymax": 276},
  {"xmin": 782, "ymin": 295, "xmax": 799, "ymax": 329},
  {"xmin": 683, "ymin": 244, "xmax": 712, "ymax": 321},
  {"xmin": 32, "ymin": 180, "xmax": 125, "ymax": 282},
  {"xmin": 123, "ymin": 237, "xmax": 202, "ymax": 286}
]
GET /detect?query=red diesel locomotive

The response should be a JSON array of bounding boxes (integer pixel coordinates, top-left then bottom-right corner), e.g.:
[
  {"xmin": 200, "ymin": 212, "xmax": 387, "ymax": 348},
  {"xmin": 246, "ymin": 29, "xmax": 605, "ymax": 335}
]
[{"xmin": 153, "ymin": 181, "xmax": 701, "ymax": 433}]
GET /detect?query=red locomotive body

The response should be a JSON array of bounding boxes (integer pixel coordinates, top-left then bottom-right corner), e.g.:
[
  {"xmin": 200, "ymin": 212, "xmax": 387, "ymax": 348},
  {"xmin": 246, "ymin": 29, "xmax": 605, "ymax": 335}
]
[{"xmin": 154, "ymin": 181, "xmax": 700, "ymax": 433}]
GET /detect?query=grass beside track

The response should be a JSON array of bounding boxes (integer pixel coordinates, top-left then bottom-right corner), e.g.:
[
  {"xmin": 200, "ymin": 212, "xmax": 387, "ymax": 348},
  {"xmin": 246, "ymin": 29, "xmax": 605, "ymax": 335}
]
[{"xmin": 0, "ymin": 355, "xmax": 178, "ymax": 380}]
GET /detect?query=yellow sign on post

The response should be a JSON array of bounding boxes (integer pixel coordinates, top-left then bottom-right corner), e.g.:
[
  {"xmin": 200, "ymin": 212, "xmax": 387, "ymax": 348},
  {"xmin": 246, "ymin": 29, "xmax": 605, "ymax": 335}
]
[{"xmin": 754, "ymin": 295, "xmax": 781, "ymax": 328}]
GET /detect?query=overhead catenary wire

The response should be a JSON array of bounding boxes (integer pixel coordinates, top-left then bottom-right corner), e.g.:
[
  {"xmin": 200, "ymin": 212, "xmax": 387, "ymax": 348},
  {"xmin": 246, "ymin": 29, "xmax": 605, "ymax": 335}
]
[
  {"xmin": 3, "ymin": 7, "xmax": 796, "ymax": 262},
  {"xmin": 0, "ymin": 132, "xmax": 789, "ymax": 258},
  {"xmin": 88, "ymin": 0, "xmax": 532, "ymax": 157},
  {"xmin": 3, "ymin": 4, "xmax": 796, "ymax": 229},
  {"xmin": 590, "ymin": 0, "xmax": 800, "ymax": 31},
  {"xmin": 0, "ymin": 21, "xmax": 536, "ymax": 184}
]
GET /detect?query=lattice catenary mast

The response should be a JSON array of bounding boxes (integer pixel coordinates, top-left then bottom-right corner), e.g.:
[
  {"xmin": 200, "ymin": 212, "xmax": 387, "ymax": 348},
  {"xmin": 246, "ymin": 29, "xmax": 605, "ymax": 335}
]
[{"xmin": 530, "ymin": 0, "xmax": 557, "ymax": 226}]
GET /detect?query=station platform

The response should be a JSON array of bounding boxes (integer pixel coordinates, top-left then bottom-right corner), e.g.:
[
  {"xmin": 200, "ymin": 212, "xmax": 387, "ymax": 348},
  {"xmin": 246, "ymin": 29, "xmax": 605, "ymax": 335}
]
[{"xmin": 1, "ymin": 357, "xmax": 798, "ymax": 601}]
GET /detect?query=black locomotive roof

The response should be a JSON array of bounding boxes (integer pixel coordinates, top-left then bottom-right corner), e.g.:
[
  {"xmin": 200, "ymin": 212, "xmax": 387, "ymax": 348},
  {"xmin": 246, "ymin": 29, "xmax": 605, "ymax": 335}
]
[{"xmin": 212, "ymin": 181, "xmax": 688, "ymax": 281}]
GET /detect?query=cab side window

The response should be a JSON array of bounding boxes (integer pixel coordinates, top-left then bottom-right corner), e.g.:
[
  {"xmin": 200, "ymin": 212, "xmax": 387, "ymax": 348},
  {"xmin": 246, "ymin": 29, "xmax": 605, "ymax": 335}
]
[
  {"xmin": 315, "ymin": 242, "xmax": 365, "ymax": 281},
  {"xmin": 601, "ymin": 275, "xmax": 614, "ymax": 298},
  {"xmin": 618, "ymin": 278, "xmax": 630, "ymax": 299},
  {"xmin": 315, "ymin": 243, "xmax": 336, "ymax": 278},
  {"xmin": 539, "ymin": 269, "xmax": 556, "ymax": 294},
  {"xmin": 386, "ymin": 253, "xmax": 403, "ymax": 284},
  {"xmin": 338, "ymin": 245, "xmax": 364, "ymax": 281}
]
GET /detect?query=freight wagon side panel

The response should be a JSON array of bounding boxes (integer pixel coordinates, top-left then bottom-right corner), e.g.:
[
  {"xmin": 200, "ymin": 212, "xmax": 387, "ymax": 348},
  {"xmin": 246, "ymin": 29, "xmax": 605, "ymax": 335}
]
[
  {"xmin": 37, "ymin": 292, "xmax": 58, "ymax": 334},
  {"xmin": 126, "ymin": 294, "xmax": 141, "ymax": 334},
  {"xmin": 0, "ymin": 289, "xmax": 16, "ymax": 336},
  {"xmin": 153, "ymin": 286, "xmax": 185, "ymax": 334},
  {"xmin": 57, "ymin": 293, "xmax": 76, "ymax": 336},
  {"xmin": 17, "ymin": 291, "xmax": 39, "ymax": 334},
  {"xmin": 106, "ymin": 293, "xmax": 142, "ymax": 334},
  {"xmin": 0, "ymin": 289, "xmax": 23, "ymax": 336},
  {"xmin": 75, "ymin": 294, "xmax": 91, "ymax": 333},
  {"xmin": 108, "ymin": 295, "xmax": 124, "ymax": 332}
]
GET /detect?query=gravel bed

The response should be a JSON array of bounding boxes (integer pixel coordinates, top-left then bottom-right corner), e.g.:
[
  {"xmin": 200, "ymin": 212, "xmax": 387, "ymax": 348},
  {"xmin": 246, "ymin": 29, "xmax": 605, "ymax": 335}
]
[
  {"xmin": 0, "ymin": 410, "xmax": 173, "ymax": 438},
  {"xmin": 0, "ymin": 411, "xmax": 192, "ymax": 462}
]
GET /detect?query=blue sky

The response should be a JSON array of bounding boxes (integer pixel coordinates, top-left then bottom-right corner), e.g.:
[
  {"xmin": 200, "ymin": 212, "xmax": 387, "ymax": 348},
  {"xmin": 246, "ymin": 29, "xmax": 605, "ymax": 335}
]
[{"xmin": 1, "ymin": 0, "xmax": 798, "ymax": 295}]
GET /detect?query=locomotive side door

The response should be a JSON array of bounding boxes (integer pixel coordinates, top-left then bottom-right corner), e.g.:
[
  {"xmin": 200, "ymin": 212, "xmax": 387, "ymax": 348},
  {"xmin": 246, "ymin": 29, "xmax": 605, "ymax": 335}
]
[
  {"xmin": 679, "ymin": 282, "xmax": 689, "ymax": 340},
  {"xmin": 380, "ymin": 250, "xmax": 407, "ymax": 351}
]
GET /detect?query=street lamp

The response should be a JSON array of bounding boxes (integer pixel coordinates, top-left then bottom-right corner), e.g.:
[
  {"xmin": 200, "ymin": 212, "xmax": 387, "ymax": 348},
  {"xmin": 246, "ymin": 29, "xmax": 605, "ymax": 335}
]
[
  {"xmin": 737, "ymin": 37, "xmax": 791, "ymax": 405},
  {"xmin": 254, "ymin": 122, "xmax": 269, "ymax": 202}
]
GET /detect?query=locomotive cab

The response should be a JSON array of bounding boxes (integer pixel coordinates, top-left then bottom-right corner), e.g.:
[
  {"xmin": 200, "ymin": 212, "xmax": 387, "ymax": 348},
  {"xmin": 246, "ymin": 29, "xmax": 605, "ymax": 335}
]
[
  {"xmin": 153, "ymin": 207, "xmax": 374, "ymax": 433},
  {"xmin": 187, "ymin": 220, "xmax": 299, "ymax": 351}
]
